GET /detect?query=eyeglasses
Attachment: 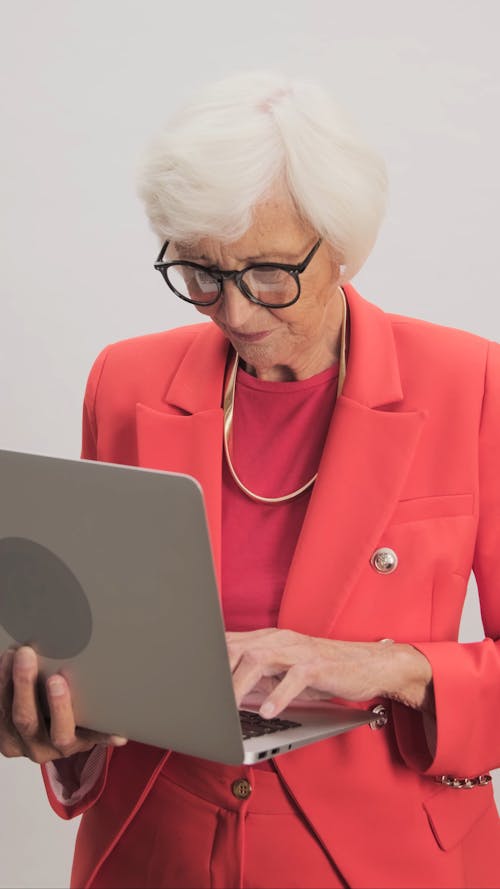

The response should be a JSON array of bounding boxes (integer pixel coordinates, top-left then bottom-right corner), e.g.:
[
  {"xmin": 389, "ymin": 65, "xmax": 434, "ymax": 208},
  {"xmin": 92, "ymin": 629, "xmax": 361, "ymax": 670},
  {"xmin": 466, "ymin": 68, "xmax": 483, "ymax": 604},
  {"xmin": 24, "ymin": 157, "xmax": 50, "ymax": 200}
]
[{"xmin": 154, "ymin": 238, "xmax": 322, "ymax": 308}]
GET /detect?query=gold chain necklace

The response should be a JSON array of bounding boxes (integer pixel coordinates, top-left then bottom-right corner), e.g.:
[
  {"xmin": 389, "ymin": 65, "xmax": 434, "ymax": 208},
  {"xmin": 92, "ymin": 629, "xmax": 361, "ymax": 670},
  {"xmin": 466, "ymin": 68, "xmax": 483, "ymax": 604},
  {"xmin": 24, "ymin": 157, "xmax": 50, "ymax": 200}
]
[{"xmin": 223, "ymin": 287, "xmax": 348, "ymax": 504}]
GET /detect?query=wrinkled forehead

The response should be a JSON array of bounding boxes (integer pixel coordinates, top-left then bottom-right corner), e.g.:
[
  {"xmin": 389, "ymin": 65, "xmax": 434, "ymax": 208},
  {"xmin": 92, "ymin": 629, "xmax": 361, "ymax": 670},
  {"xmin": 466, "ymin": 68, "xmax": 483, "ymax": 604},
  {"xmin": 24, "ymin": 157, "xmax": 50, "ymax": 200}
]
[{"xmin": 173, "ymin": 197, "xmax": 316, "ymax": 265}]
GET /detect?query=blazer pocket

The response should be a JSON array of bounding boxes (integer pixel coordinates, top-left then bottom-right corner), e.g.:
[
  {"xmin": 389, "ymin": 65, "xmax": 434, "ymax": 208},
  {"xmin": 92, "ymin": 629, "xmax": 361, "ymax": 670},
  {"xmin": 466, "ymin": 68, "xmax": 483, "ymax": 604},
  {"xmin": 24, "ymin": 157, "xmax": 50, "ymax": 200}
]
[
  {"xmin": 423, "ymin": 784, "xmax": 494, "ymax": 851},
  {"xmin": 389, "ymin": 493, "xmax": 474, "ymax": 525}
]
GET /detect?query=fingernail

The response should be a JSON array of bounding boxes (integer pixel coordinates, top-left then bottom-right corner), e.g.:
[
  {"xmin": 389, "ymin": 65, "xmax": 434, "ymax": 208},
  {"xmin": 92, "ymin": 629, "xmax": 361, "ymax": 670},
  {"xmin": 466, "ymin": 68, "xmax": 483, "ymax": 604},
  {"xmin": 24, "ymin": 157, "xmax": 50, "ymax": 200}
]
[
  {"xmin": 48, "ymin": 677, "xmax": 65, "ymax": 696},
  {"xmin": 16, "ymin": 647, "xmax": 35, "ymax": 667},
  {"xmin": 110, "ymin": 735, "xmax": 128, "ymax": 746},
  {"xmin": 260, "ymin": 701, "xmax": 275, "ymax": 719}
]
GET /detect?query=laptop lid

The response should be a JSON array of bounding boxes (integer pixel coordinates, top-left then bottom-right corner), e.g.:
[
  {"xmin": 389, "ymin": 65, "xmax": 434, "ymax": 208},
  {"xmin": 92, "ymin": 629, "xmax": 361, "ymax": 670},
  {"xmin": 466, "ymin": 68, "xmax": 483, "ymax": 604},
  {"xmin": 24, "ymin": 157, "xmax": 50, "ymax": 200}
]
[
  {"xmin": 0, "ymin": 449, "xmax": 248, "ymax": 763},
  {"xmin": 0, "ymin": 449, "xmax": 382, "ymax": 765}
]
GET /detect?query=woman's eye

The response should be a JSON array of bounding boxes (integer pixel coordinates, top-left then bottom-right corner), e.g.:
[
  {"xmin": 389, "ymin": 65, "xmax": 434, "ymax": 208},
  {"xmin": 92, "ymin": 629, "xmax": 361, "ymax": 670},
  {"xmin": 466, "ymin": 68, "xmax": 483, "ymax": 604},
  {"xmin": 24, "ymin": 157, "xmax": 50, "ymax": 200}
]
[
  {"xmin": 247, "ymin": 268, "xmax": 287, "ymax": 288},
  {"xmin": 193, "ymin": 269, "xmax": 218, "ymax": 293},
  {"xmin": 195, "ymin": 270, "xmax": 214, "ymax": 284}
]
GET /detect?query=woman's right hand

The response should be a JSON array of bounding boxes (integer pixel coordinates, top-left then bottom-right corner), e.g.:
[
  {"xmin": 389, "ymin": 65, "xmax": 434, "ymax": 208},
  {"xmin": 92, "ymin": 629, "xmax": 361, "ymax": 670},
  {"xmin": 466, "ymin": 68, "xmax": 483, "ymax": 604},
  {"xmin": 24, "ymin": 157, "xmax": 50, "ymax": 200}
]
[{"xmin": 0, "ymin": 646, "xmax": 127, "ymax": 764}]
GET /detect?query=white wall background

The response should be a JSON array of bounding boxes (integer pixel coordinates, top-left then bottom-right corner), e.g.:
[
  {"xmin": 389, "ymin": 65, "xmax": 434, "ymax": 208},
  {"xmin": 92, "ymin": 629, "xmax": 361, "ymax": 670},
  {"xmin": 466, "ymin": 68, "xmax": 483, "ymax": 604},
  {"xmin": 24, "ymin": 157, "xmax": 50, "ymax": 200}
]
[{"xmin": 1, "ymin": 1, "xmax": 499, "ymax": 886}]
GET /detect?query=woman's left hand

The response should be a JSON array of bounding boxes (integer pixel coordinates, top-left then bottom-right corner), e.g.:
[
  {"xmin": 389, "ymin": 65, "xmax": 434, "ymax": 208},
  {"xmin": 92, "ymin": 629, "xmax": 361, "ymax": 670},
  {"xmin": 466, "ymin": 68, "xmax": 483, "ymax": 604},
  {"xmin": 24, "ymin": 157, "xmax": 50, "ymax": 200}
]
[{"xmin": 226, "ymin": 629, "xmax": 434, "ymax": 719}]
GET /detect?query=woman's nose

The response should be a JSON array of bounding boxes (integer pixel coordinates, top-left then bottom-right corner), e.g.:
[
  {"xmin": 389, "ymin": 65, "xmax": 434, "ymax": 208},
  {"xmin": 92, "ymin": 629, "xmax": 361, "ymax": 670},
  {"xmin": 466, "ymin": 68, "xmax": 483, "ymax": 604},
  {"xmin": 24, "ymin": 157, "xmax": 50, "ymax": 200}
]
[{"xmin": 217, "ymin": 280, "xmax": 260, "ymax": 329}]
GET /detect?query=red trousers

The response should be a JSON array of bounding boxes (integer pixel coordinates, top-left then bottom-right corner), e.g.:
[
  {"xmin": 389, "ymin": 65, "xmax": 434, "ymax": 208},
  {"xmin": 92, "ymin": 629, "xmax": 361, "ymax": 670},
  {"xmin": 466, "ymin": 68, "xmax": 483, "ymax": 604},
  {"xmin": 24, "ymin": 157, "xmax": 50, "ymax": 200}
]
[{"xmin": 91, "ymin": 752, "xmax": 347, "ymax": 889}]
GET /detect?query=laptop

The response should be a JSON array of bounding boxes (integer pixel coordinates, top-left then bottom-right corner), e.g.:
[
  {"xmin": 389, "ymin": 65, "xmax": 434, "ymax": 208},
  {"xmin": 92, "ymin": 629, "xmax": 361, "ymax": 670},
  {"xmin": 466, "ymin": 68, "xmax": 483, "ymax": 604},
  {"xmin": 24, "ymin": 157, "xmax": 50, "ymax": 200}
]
[{"xmin": 0, "ymin": 449, "xmax": 383, "ymax": 765}]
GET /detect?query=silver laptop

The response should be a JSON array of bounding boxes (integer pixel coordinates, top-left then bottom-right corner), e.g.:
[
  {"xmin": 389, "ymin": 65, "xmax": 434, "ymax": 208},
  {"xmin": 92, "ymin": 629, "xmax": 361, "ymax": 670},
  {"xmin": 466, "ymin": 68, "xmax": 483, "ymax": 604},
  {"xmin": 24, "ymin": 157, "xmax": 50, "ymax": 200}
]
[{"xmin": 0, "ymin": 449, "xmax": 383, "ymax": 765}]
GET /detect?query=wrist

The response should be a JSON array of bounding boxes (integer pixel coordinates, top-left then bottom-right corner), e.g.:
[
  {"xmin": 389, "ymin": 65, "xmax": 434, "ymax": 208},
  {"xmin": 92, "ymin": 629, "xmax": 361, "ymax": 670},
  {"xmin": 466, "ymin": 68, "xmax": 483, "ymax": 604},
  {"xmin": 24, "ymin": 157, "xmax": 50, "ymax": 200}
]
[{"xmin": 382, "ymin": 643, "xmax": 434, "ymax": 712}]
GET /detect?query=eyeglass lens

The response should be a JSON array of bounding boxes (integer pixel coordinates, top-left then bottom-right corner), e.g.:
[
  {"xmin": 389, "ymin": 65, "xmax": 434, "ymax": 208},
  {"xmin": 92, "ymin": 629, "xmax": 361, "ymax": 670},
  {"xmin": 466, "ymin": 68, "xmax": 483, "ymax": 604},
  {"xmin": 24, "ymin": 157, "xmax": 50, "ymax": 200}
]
[{"xmin": 166, "ymin": 264, "xmax": 299, "ymax": 306}]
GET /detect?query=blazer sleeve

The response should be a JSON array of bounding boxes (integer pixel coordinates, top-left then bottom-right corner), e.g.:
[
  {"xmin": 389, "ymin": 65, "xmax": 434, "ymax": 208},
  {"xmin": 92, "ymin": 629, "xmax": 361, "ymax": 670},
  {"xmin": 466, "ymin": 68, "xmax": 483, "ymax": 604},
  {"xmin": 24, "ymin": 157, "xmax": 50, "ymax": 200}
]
[
  {"xmin": 41, "ymin": 347, "xmax": 114, "ymax": 819},
  {"xmin": 393, "ymin": 339, "xmax": 500, "ymax": 778},
  {"xmin": 81, "ymin": 346, "xmax": 111, "ymax": 461}
]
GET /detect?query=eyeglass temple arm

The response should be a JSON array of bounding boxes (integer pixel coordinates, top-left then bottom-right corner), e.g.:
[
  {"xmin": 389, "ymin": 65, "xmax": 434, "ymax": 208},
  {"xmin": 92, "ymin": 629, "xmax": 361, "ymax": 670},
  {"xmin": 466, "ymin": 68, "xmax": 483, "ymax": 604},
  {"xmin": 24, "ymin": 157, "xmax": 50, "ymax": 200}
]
[
  {"xmin": 156, "ymin": 240, "xmax": 170, "ymax": 264},
  {"xmin": 295, "ymin": 238, "xmax": 322, "ymax": 273}
]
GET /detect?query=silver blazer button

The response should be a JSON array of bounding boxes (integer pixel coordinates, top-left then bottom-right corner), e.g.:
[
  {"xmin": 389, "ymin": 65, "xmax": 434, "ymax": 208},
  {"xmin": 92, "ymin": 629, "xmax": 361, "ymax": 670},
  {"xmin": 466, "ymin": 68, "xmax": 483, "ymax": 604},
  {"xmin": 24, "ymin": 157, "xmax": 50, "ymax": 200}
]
[{"xmin": 371, "ymin": 547, "xmax": 398, "ymax": 574}]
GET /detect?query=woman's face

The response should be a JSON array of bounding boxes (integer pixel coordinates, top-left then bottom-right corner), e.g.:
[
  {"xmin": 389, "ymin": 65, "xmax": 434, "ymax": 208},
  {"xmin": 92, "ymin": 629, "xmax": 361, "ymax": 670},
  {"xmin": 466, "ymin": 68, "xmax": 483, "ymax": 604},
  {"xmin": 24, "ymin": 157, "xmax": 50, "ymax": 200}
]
[{"xmin": 173, "ymin": 196, "xmax": 344, "ymax": 381}]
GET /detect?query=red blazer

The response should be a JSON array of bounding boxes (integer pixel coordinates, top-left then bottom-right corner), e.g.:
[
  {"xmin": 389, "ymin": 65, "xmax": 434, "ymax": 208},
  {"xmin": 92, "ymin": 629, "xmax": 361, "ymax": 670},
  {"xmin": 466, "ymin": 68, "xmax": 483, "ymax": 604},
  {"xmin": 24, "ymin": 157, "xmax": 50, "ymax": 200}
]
[{"xmin": 43, "ymin": 284, "xmax": 500, "ymax": 888}]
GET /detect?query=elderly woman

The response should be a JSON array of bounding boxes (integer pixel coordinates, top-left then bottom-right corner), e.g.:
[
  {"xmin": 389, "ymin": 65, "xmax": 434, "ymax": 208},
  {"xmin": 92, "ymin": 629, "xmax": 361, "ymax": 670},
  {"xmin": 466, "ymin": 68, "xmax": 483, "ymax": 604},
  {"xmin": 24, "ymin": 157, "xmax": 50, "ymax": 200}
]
[{"xmin": 1, "ymin": 71, "xmax": 500, "ymax": 889}]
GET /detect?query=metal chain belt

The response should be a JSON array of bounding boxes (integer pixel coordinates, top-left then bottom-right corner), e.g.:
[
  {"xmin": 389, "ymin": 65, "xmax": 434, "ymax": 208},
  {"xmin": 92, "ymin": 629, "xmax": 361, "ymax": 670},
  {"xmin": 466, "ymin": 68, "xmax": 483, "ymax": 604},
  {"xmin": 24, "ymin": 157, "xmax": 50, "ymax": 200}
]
[{"xmin": 435, "ymin": 774, "xmax": 492, "ymax": 789}]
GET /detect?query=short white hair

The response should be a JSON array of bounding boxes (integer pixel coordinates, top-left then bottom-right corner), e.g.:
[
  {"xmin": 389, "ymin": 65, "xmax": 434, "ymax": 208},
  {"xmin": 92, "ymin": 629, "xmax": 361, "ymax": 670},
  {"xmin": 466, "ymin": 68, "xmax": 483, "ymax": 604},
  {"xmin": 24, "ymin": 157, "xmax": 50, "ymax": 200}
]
[{"xmin": 137, "ymin": 70, "xmax": 388, "ymax": 281}]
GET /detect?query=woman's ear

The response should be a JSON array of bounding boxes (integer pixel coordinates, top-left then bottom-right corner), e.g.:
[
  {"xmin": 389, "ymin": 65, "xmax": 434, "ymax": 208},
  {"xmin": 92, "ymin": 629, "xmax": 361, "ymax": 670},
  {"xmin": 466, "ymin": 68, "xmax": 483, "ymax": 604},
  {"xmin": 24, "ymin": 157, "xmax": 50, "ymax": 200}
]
[{"xmin": 326, "ymin": 246, "xmax": 346, "ymax": 285}]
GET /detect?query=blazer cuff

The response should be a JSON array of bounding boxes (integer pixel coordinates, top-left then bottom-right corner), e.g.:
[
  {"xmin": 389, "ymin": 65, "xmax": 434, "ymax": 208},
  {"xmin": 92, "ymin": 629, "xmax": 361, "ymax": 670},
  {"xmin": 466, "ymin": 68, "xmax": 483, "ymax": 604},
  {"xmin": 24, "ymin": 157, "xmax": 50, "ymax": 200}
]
[
  {"xmin": 393, "ymin": 639, "xmax": 500, "ymax": 778},
  {"xmin": 42, "ymin": 745, "xmax": 113, "ymax": 820}
]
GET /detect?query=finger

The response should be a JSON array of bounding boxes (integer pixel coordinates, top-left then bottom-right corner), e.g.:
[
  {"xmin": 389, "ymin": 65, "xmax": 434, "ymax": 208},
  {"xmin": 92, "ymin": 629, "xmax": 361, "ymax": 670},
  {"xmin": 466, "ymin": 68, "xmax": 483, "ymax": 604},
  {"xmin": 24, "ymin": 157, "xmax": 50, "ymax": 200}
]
[
  {"xmin": 47, "ymin": 676, "xmax": 127, "ymax": 755},
  {"xmin": 227, "ymin": 640, "xmax": 256, "ymax": 673},
  {"xmin": 46, "ymin": 675, "xmax": 129, "ymax": 755},
  {"xmin": 0, "ymin": 732, "xmax": 24, "ymax": 757},
  {"xmin": 0, "ymin": 650, "xmax": 24, "ymax": 758},
  {"xmin": 11, "ymin": 647, "xmax": 45, "ymax": 748},
  {"xmin": 77, "ymin": 728, "xmax": 128, "ymax": 747},
  {"xmin": 232, "ymin": 659, "xmax": 269, "ymax": 708},
  {"xmin": 259, "ymin": 665, "xmax": 310, "ymax": 718},
  {"xmin": 226, "ymin": 643, "xmax": 244, "ymax": 673},
  {"xmin": 11, "ymin": 648, "xmax": 61, "ymax": 762},
  {"xmin": 0, "ymin": 649, "xmax": 15, "ymax": 720},
  {"xmin": 226, "ymin": 629, "xmax": 277, "ymax": 671},
  {"xmin": 226, "ymin": 629, "xmax": 276, "ymax": 666},
  {"xmin": 45, "ymin": 674, "xmax": 84, "ymax": 756}
]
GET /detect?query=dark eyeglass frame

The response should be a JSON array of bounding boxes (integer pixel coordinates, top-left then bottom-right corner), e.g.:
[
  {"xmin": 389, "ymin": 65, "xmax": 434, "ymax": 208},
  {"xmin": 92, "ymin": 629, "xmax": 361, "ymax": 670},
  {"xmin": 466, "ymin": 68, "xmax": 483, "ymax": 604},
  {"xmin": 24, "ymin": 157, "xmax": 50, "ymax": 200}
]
[{"xmin": 154, "ymin": 238, "xmax": 323, "ymax": 308}]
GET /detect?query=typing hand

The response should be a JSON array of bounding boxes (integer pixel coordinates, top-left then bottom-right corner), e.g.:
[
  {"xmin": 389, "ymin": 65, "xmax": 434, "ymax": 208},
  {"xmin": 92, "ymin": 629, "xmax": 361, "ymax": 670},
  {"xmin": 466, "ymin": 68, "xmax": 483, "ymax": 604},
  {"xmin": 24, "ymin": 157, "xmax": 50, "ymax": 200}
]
[{"xmin": 226, "ymin": 628, "xmax": 433, "ymax": 719}]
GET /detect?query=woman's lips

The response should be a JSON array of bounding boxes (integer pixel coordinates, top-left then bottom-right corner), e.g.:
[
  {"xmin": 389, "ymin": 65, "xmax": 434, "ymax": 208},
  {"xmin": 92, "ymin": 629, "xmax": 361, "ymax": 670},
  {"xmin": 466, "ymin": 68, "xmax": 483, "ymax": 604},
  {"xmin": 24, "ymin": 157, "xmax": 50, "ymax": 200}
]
[{"xmin": 227, "ymin": 329, "xmax": 272, "ymax": 343}]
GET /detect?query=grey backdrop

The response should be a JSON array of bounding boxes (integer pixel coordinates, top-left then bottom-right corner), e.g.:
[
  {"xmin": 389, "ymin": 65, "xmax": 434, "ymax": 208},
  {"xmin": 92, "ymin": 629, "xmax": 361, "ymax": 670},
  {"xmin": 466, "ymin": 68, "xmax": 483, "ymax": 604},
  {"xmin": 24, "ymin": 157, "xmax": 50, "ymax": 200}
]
[{"xmin": 1, "ymin": 1, "xmax": 499, "ymax": 886}]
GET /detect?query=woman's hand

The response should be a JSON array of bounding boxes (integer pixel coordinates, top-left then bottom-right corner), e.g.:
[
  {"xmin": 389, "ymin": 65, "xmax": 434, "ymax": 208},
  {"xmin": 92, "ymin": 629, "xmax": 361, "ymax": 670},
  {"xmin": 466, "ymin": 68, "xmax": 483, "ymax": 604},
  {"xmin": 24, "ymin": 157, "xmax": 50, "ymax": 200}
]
[
  {"xmin": 0, "ymin": 646, "xmax": 127, "ymax": 764},
  {"xmin": 226, "ymin": 629, "xmax": 434, "ymax": 719}
]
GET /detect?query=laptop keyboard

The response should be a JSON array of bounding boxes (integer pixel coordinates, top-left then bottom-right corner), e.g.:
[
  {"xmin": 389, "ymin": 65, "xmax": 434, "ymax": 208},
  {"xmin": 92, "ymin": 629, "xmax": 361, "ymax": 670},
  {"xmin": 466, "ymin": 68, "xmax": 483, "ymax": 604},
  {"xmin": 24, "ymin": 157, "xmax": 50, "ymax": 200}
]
[{"xmin": 239, "ymin": 709, "xmax": 302, "ymax": 740}]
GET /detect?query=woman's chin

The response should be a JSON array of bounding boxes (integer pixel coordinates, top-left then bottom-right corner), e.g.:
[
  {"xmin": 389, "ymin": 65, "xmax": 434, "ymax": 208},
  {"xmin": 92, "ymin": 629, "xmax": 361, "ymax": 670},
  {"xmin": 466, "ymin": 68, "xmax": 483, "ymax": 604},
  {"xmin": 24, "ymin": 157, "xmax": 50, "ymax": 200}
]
[{"xmin": 229, "ymin": 336, "xmax": 280, "ymax": 364}]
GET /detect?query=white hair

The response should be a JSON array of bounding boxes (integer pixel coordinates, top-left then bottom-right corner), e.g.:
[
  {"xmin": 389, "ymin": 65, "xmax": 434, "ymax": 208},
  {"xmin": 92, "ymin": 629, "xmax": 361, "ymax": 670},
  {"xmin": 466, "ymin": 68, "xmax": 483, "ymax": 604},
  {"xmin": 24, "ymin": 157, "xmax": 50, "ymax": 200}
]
[{"xmin": 137, "ymin": 71, "xmax": 388, "ymax": 282}]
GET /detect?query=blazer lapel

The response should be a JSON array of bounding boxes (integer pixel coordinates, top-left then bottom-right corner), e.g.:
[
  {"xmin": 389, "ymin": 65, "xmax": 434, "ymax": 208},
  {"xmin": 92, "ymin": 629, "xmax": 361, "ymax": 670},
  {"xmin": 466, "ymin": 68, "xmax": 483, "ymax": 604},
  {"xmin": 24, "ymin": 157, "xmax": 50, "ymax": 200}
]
[
  {"xmin": 135, "ymin": 323, "xmax": 229, "ymax": 582},
  {"xmin": 278, "ymin": 286, "xmax": 428, "ymax": 636}
]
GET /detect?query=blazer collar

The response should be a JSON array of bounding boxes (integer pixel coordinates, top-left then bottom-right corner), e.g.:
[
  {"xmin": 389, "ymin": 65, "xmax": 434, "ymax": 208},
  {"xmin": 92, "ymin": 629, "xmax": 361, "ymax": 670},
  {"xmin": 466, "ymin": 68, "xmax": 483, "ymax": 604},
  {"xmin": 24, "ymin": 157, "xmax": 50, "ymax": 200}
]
[
  {"xmin": 164, "ymin": 322, "xmax": 229, "ymax": 414},
  {"xmin": 340, "ymin": 285, "xmax": 403, "ymax": 407},
  {"xmin": 162, "ymin": 284, "xmax": 404, "ymax": 414}
]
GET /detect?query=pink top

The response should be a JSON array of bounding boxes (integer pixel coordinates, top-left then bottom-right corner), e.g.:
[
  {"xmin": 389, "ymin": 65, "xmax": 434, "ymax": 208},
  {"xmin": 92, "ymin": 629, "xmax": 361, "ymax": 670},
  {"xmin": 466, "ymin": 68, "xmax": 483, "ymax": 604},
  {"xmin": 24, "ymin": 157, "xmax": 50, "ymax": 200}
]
[{"xmin": 222, "ymin": 362, "xmax": 340, "ymax": 632}]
